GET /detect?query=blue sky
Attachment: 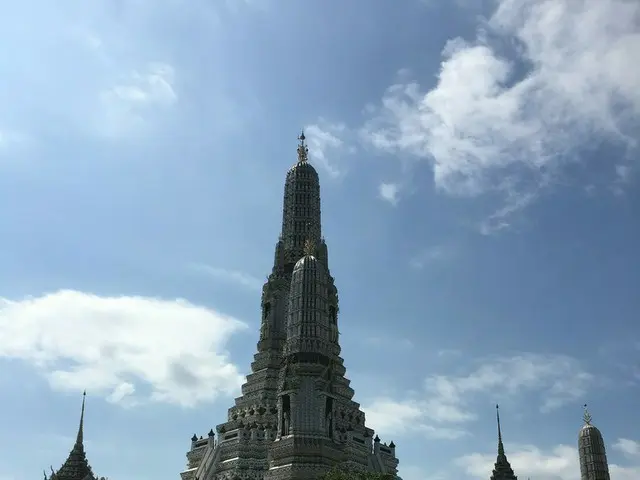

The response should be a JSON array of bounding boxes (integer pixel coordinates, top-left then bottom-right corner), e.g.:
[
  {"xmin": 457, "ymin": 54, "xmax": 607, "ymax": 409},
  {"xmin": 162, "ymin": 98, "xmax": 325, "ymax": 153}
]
[{"xmin": 0, "ymin": 0, "xmax": 638, "ymax": 479}]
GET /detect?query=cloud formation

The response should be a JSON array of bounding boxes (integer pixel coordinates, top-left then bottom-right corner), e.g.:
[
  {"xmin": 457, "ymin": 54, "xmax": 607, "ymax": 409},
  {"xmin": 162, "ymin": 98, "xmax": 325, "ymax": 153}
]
[
  {"xmin": 189, "ymin": 263, "xmax": 263, "ymax": 291},
  {"xmin": 363, "ymin": 353, "xmax": 594, "ymax": 439},
  {"xmin": 379, "ymin": 182, "xmax": 400, "ymax": 205},
  {"xmin": 0, "ymin": 0, "xmax": 250, "ymax": 145},
  {"xmin": 362, "ymin": 0, "xmax": 640, "ymax": 229},
  {"xmin": 0, "ymin": 290, "xmax": 248, "ymax": 407},
  {"xmin": 409, "ymin": 245, "xmax": 454, "ymax": 269},
  {"xmin": 615, "ymin": 438, "xmax": 640, "ymax": 459},
  {"xmin": 304, "ymin": 121, "xmax": 354, "ymax": 177},
  {"xmin": 97, "ymin": 62, "xmax": 177, "ymax": 138},
  {"xmin": 457, "ymin": 440, "xmax": 640, "ymax": 479}
]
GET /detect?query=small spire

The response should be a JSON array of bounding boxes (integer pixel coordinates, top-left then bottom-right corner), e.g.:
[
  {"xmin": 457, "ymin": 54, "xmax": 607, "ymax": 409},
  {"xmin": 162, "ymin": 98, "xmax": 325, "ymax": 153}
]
[
  {"xmin": 76, "ymin": 390, "xmax": 86, "ymax": 446},
  {"xmin": 490, "ymin": 405, "xmax": 518, "ymax": 479},
  {"xmin": 297, "ymin": 130, "xmax": 309, "ymax": 163},
  {"xmin": 496, "ymin": 404, "xmax": 505, "ymax": 456},
  {"xmin": 583, "ymin": 404, "xmax": 592, "ymax": 425}
]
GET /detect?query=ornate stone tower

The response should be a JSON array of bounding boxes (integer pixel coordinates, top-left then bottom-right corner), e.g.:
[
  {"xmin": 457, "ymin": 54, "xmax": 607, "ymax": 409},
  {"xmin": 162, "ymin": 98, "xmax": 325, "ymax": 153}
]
[
  {"xmin": 180, "ymin": 133, "xmax": 400, "ymax": 480},
  {"xmin": 578, "ymin": 405, "xmax": 610, "ymax": 480},
  {"xmin": 44, "ymin": 392, "xmax": 107, "ymax": 480},
  {"xmin": 489, "ymin": 405, "xmax": 518, "ymax": 480}
]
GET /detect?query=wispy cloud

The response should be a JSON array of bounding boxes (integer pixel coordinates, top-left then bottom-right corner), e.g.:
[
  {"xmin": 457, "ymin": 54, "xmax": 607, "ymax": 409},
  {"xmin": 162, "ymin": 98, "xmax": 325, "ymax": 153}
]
[
  {"xmin": 0, "ymin": 290, "xmax": 248, "ymax": 407},
  {"xmin": 190, "ymin": 263, "xmax": 263, "ymax": 291},
  {"xmin": 437, "ymin": 349, "xmax": 462, "ymax": 359},
  {"xmin": 614, "ymin": 438, "xmax": 640, "ymax": 459},
  {"xmin": 0, "ymin": 129, "xmax": 30, "ymax": 148},
  {"xmin": 304, "ymin": 120, "xmax": 355, "ymax": 177},
  {"xmin": 0, "ymin": 0, "xmax": 257, "ymax": 147},
  {"xmin": 97, "ymin": 62, "xmax": 177, "ymax": 138},
  {"xmin": 363, "ymin": 353, "xmax": 594, "ymax": 439},
  {"xmin": 457, "ymin": 440, "xmax": 640, "ymax": 479},
  {"xmin": 409, "ymin": 245, "xmax": 455, "ymax": 269},
  {"xmin": 379, "ymin": 182, "xmax": 400, "ymax": 205},
  {"xmin": 361, "ymin": 0, "xmax": 640, "ymax": 230}
]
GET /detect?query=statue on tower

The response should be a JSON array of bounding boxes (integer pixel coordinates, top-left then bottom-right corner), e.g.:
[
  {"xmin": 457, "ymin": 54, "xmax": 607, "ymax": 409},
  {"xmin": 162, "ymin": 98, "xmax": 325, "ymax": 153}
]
[
  {"xmin": 297, "ymin": 130, "xmax": 309, "ymax": 163},
  {"xmin": 326, "ymin": 410, "xmax": 334, "ymax": 438},
  {"xmin": 283, "ymin": 411, "xmax": 290, "ymax": 436}
]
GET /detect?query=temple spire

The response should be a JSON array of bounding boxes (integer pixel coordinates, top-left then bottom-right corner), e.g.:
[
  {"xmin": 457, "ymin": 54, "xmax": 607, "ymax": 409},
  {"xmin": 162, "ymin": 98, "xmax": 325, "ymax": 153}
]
[
  {"xmin": 297, "ymin": 130, "xmax": 309, "ymax": 163},
  {"xmin": 76, "ymin": 390, "xmax": 86, "ymax": 446},
  {"xmin": 579, "ymin": 404, "xmax": 610, "ymax": 479},
  {"xmin": 490, "ymin": 405, "xmax": 518, "ymax": 480},
  {"xmin": 49, "ymin": 391, "xmax": 95, "ymax": 480},
  {"xmin": 497, "ymin": 404, "xmax": 505, "ymax": 456},
  {"xmin": 583, "ymin": 404, "xmax": 592, "ymax": 425}
]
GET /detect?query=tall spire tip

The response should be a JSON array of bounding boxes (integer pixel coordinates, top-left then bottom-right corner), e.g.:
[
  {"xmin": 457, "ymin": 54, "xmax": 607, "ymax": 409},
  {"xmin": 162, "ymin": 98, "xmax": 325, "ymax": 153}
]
[
  {"xmin": 297, "ymin": 129, "xmax": 309, "ymax": 163},
  {"xmin": 76, "ymin": 390, "xmax": 86, "ymax": 446},
  {"xmin": 496, "ymin": 404, "xmax": 505, "ymax": 456},
  {"xmin": 583, "ymin": 404, "xmax": 592, "ymax": 425}
]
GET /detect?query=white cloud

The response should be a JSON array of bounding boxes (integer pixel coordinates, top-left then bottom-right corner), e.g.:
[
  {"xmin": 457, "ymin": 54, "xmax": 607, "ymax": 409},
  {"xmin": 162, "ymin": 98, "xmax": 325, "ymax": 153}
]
[
  {"xmin": 437, "ymin": 349, "xmax": 462, "ymax": 359},
  {"xmin": 0, "ymin": 290, "xmax": 248, "ymax": 407},
  {"xmin": 362, "ymin": 0, "xmax": 640, "ymax": 228},
  {"xmin": 0, "ymin": 1, "xmax": 243, "ymax": 144},
  {"xmin": 364, "ymin": 399, "xmax": 426, "ymax": 436},
  {"xmin": 379, "ymin": 182, "xmax": 400, "ymax": 205},
  {"xmin": 409, "ymin": 245, "xmax": 454, "ymax": 269},
  {"xmin": 0, "ymin": 129, "xmax": 30, "ymax": 156},
  {"xmin": 304, "ymin": 121, "xmax": 354, "ymax": 177},
  {"xmin": 0, "ymin": 130, "xmax": 28, "ymax": 147},
  {"xmin": 189, "ymin": 263, "xmax": 263, "ymax": 291},
  {"xmin": 98, "ymin": 62, "xmax": 177, "ymax": 138},
  {"xmin": 614, "ymin": 438, "xmax": 640, "ymax": 459},
  {"xmin": 457, "ymin": 441, "xmax": 640, "ymax": 479},
  {"xmin": 363, "ymin": 354, "xmax": 594, "ymax": 439}
]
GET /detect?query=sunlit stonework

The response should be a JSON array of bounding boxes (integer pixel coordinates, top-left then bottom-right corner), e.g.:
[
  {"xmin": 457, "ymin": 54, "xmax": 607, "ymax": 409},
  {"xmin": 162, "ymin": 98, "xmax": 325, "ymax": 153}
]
[{"xmin": 179, "ymin": 132, "xmax": 400, "ymax": 480}]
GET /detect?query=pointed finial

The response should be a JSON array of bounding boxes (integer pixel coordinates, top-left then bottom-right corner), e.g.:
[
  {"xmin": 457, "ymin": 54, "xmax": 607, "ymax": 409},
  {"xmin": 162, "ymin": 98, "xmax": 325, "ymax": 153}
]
[
  {"xmin": 297, "ymin": 130, "xmax": 309, "ymax": 163},
  {"xmin": 496, "ymin": 404, "xmax": 505, "ymax": 456},
  {"xmin": 583, "ymin": 404, "xmax": 592, "ymax": 425},
  {"xmin": 76, "ymin": 390, "xmax": 86, "ymax": 446}
]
